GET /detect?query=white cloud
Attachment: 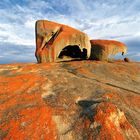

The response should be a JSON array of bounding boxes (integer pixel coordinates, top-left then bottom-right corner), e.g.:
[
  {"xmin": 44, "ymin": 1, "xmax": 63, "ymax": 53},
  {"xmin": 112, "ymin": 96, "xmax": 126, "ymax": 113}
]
[
  {"xmin": 0, "ymin": 0, "xmax": 140, "ymax": 46},
  {"xmin": 0, "ymin": 0, "xmax": 140, "ymax": 62},
  {"xmin": 82, "ymin": 14, "xmax": 140, "ymax": 40},
  {"xmin": 133, "ymin": 53, "xmax": 140, "ymax": 57},
  {"xmin": 0, "ymin": 23, "xmax": 35, "ymax": 46}
]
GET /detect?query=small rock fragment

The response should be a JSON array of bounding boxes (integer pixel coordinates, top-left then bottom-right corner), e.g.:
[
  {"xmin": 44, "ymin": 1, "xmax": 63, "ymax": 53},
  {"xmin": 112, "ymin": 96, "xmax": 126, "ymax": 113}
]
[{"xmin": 124, "ymin": 57, "xmax": 130, "ymax": 62}]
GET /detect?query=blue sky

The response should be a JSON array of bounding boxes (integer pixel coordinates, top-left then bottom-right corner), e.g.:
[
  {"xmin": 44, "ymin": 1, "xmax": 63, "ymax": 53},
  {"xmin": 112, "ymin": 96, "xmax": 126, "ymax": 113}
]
[{"xmin": 0, "ymin": 0, "xmax": 140, "ymax": 63}]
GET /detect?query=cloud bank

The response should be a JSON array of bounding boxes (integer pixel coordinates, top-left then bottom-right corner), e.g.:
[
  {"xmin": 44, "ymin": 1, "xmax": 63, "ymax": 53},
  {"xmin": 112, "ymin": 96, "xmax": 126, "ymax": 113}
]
[{"xmin": 0, "ymin": 0, "xmax": 140, "ymax": 63}]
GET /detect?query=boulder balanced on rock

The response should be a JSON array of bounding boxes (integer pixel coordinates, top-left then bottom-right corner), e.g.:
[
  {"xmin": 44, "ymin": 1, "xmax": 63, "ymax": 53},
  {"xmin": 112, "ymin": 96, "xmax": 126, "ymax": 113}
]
[{"xmin": 35, "ymin": 20, "xmax": 91, "ymax": 63}]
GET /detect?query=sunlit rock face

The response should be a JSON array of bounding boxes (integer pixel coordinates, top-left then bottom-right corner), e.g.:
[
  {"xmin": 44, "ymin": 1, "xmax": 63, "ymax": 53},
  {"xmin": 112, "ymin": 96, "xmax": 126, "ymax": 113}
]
[
  {"xmin": 90, "ymin": 40, "xmax": 127, "ymax": 61},
  {"xmin": 35, "ymin": 20, "xmax": 128, "ymax": 63},
  {"xmin": 0, "ymin": 61, "xmax": 140, "ymax": 139},
  {"xmin": 35, "ymin": 20, "xmax": 91, "ymax": 63},
  {"xmin": 92, "ymin": 102, "xmax": 140, "ymax": 140}
]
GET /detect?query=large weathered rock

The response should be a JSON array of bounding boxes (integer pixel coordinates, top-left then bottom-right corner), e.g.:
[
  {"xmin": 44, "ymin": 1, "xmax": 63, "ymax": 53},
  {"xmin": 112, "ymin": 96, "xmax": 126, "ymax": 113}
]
[
  {"xmin": 0, "ymin": 61, "xmax": 140, "ymax": 139},
  {"xmin": 35, "ymin": 20, "xmax": 91, "ymax": 63},
  {"xmin": 90, "ymin": 39, "xmax": 127, "ymax": 61}
]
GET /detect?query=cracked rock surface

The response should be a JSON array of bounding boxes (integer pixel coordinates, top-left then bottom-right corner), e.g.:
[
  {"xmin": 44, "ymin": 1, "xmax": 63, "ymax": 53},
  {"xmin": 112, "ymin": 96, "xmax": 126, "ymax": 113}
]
[{"xmin": 0, "ymin": 60, "xmax": 140, "ymax": 140}]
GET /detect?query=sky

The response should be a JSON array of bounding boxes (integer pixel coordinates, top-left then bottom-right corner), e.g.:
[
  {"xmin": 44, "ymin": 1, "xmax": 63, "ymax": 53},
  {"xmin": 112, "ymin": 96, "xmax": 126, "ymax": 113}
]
[{"xmin": 0, "ymin": 0, "xmax": 140, "ymax": 64}]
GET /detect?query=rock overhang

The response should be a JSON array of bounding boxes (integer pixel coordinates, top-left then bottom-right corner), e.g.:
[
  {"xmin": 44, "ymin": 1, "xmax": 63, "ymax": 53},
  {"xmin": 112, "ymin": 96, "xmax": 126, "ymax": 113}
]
[
  {"xmin": 90, "ymin": 39, "xmax": 128, "ymax": 61},
  {"xmin": 35, "ymin": 20, "xmax": 128, "ymax": 63},
  {"xmin": 35, "ymin": 20, "xmax": 91, "ymax": 63}
]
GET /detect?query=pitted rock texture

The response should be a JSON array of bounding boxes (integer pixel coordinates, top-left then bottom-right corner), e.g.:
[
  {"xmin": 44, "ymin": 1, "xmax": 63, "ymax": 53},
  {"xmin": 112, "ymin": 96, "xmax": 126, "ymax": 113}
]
[
  {"xmin": 0, "ymin": 61, "xmax": 140, "ymax": 140},
  {"xmin": 35, "ymin": 20, "xmax": 91, "ymax": 63},
  {"xmin": 90, "ymin": 40, "xmax": 127, "ymax": 61}
]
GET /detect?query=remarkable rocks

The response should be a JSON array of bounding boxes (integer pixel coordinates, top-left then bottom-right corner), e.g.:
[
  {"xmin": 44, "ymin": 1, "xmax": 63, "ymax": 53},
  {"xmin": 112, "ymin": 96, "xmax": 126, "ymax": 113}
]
[
  {"xmin": 35, "ymin": 20, "xmax": 128, "ymax": 63},
  {"xmin": 0, "ymin": 61, "xmax": 140, "ymax": 139},
  {"xmin": 35, "ymin": 20, "xmax": 91, "ymax": 63},
  {"xmin": 90, "ymin": 39, "xmax": 127, "ymax": 61}
]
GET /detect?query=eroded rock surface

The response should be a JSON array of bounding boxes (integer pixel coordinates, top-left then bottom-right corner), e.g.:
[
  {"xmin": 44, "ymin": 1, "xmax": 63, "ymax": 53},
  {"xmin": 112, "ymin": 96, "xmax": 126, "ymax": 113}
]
[
  {"xmin": 90, "ymin": 40, "xmax": 127, "ymax": 61},
  {"xmin": 35, "ymin": 20, "xmax": 91, "ymax": 63},
  {"xmin": 0, "ymin": 61, "xmax": 140, "ymax": 140}
]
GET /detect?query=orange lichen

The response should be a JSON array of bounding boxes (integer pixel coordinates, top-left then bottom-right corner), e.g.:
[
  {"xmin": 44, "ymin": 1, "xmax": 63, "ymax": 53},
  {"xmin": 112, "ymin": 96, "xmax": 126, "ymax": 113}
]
[
  {"xmin": 93, "ymin": 103, "xmax": 137, "ymax": 140},
  {"xmin": 2, "ymin": 107, "xmax": 56, "ymax": 140},
  {"xmin": 0, "ymin": 61, "xmax": 140, "ymax": 139},
  {"xmin": 0, "ymin": 68, "xmax": 57, "ymax": 139},
  {"xmin": 90, "ymin": 40, "xmax": 126, "ymax": 48}
]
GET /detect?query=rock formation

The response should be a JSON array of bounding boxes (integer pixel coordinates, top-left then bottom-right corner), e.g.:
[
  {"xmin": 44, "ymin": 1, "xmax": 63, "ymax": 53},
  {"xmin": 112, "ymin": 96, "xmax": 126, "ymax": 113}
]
[
  {"xmin": 35, "ymin": 20, "xmax": 129, "ymax": 63},
  {"xmin": 1, "ymin": 20, "xmax": 137, "ymax": 139},
  {"xmin": 0, "ymin": 61, "xmax": 140, "ymax": 139},
  {"xmin": 35, "ymin": 20, "xmax": 91, "ymax": 63},
  {"xmin": 90, "ymin": 39, "xmax": 127, "ymax": 61}
]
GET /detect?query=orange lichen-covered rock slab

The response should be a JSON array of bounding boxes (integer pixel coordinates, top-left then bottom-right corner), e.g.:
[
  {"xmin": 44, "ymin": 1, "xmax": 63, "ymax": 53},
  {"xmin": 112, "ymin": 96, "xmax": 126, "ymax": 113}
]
[
  {"xmin": 75, "ymin": 102, "xmax": 140, "ymax": 140},
  {"xmin": 0, "ymin": 70, "xmax": 57, "ymax": 140},
  {"xmin": 35, "ymin": 20, "xmax": 91, "ymax": 63},
  {"xmin": 0, "ymin": 61, "xmax": 140, "ymax": 139},
  {"xmin": 90, "ymin": 39, "xmax": 127, "ymax": 61},
  {"xmin": 1, "ymin": 107, "xmax": 56, "ymax": 140},
  {"xmin": 93, "ymin": 102, "xmax": 140, "ymax": 140}
]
